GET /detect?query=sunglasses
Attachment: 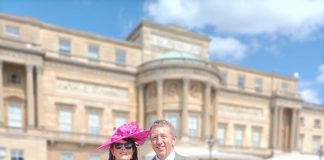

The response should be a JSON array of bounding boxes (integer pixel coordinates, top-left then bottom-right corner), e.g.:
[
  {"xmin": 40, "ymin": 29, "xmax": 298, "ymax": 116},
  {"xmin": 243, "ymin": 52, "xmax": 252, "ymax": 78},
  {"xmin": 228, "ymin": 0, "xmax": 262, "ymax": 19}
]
[{"xmin": 113, "ymin": 142, "xmax": 133, "ymax": 149}]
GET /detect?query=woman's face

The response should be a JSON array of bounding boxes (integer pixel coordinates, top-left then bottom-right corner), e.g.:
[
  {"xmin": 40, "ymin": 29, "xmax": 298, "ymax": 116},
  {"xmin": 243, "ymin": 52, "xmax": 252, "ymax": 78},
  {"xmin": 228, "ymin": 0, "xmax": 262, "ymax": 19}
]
[{"xmin": 110, "ymin": 140, "xmax": 134, "ymax": 160}]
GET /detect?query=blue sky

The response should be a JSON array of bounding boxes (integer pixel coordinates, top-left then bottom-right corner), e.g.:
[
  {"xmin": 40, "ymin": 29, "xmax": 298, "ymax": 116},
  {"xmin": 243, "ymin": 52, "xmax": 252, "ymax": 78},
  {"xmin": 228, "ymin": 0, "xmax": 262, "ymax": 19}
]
[{"xmin": 1, "ymin": 0, "xmax": 324, "ymax": 105}]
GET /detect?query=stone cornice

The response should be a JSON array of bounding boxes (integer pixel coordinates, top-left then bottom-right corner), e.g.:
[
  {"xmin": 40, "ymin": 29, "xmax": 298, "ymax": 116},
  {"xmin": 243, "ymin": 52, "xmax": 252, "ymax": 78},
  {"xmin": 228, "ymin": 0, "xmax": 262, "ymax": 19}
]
[
  {"xmin": 44, "ymin": 55, "xmax": 137, "ymax": 78},
  {"xmin": 126, "ymin": 20, "xmax": 210, "ymax": 42},
  {"xmin": 0, "ymin": 13, "xmax": 141, "ymax": 49},
  {"xmin": 215, "ymin": 61, "xmax": 297, "ymax": 81}
]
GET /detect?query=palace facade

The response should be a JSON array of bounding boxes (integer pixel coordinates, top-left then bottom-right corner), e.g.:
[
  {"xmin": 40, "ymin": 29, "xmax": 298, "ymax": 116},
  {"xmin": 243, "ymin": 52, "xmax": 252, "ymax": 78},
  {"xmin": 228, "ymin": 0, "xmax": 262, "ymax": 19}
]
[{"xmin": 0, "ymin": 13, "xmax": 323, "ymax": 160}]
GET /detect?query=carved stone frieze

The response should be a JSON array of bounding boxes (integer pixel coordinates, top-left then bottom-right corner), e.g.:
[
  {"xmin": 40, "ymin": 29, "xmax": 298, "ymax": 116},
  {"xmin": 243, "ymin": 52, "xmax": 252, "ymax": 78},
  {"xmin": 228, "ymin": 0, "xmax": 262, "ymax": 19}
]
[
  {"xmin": 149, "ymin": 34, "xmax": 202, "ymax": 55},
  {"xmin": 190, "ymin": 82, "xmax": 202, "ymax": 98},
  {"xmin": 56, "ymin": 79, "xmax": 129, "ymax": 100},
  {"xmin": 0, "ymin": 49, "xmax": 42, "ymax": 66},
  {"xmin": 219, "ymin": 104, "xmax": 263, "ymax": 120}
]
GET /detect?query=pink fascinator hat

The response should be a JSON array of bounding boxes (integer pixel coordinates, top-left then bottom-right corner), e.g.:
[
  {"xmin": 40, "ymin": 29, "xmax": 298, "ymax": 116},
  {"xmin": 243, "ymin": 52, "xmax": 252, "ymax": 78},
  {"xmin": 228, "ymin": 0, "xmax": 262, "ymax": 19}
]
[{"xmin": 96, "ymin": 122, "xmax": 150, "ymax": 150}]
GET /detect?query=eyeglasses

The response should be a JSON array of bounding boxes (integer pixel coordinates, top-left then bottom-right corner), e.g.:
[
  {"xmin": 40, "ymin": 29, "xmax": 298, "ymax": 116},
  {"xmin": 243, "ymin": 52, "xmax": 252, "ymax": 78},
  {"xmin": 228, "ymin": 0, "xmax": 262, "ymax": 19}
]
[{"xmin": 113, "ymin": 142, "xmax": 133, "ymax": 150}]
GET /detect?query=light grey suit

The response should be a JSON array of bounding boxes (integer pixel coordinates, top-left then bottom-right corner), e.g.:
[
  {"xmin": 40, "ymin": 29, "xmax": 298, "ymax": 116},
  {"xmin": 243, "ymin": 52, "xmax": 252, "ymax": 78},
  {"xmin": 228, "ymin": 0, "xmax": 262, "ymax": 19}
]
[{"xmin": 152, "ymin": 153, "xmax": 193, "ymax": 160}]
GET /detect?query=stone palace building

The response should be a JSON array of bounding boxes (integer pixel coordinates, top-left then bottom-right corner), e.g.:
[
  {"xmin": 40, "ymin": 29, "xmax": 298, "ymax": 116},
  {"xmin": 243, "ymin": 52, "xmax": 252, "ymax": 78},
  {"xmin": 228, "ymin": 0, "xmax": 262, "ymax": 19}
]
[{"xmin": 0, "ymin": 13, "xmax": 323, "ymax": 160}]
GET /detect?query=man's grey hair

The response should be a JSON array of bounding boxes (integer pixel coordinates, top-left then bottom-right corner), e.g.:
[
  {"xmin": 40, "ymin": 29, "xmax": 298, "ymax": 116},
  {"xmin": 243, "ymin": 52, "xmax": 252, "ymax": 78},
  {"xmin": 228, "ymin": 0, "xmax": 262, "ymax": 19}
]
[{"xmin": 150, "ymin": 120, "xmax": 176, "ymax": 137}]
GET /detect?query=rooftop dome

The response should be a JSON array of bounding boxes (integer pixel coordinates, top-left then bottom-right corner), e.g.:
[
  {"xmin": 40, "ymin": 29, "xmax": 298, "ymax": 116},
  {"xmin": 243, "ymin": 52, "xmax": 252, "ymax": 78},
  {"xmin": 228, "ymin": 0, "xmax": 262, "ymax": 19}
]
[{"xmin": 155, "ymin": 51, "xmax": 201, "ymax": 60}]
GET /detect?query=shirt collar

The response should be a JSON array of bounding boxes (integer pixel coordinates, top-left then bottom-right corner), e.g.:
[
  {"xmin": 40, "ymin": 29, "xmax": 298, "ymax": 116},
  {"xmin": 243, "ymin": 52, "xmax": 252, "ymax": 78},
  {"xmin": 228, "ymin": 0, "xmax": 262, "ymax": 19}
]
[{"xmin": 155, "ymin": 149, "xmax": 175, "ymax": 160}]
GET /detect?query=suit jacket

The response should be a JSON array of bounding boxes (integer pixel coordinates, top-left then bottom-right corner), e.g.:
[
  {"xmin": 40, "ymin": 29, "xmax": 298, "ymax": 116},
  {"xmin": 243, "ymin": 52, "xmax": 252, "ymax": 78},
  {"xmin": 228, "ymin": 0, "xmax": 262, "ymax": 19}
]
[{"xmin": 152, "ymin": 152, "xmax": 192, "ymax": 160}]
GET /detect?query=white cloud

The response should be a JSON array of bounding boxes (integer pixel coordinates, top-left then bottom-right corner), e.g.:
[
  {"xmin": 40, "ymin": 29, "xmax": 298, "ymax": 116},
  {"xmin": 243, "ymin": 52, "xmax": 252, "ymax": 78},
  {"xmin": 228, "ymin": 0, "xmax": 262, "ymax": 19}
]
[
  {"xmin": 145, "ymin": 0, "xmax": 324, "ymax": 38},
  {"xmin": 209, "ymin": 37, "xmax": 248, "ymax": 61},
  {"xmin": 316, "ymin": 64, "xmax": 324, "ymax": 84},
  {"xmin": 300, "ymin": 89, "xmax": 321, "ymax": 104}
]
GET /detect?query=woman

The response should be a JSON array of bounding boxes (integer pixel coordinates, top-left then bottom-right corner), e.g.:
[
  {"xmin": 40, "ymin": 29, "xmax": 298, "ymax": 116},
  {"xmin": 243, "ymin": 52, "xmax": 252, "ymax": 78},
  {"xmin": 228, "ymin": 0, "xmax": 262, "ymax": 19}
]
[{"xmin": 96, "ymin": 122, "xmax": 149, "ymax": 160}]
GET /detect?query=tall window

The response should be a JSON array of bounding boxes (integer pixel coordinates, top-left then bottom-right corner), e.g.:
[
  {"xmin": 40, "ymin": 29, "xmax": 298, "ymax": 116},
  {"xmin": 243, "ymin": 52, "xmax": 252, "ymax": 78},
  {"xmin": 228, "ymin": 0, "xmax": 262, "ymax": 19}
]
[
  {"xmin": 89, "ymin": 155, "xmax": 100, "ymax": 160},
  {"xmin": 220, "ymin": 71, "xmax": 228, "ymax": 86},
  {"xmin": 188, "ymin": 115, "xmax": 199, "ymax": 138},
  {"xmin": 312, "ymin": 136, "xmax": 321, "ymax": 154},
  {"xmin": 115, "ymin": 50, "xmax": 126, "ymax": 65},
  {"xmin": 59, "ymin": 38, "xmax": 71, "ymax": 54},
  {"xmin": 61, "ymin": 153, "xmax": 73, "ymax": 160},
  {"xmin": 115, "ymin": 115, "xmax": 127, "ymax": 129},
  {"xmin": 300, "ymin": 117, "xmax": 304, "ymax": 126},
  {"xmin": 234, "ymin": 126, "xmax": 244, "ymax": 148},
  {"xmin": 147, "ymin": 115, "xmax": 157, "ymax": 128},
  {"xmin": 255, "ymin": 78, "xmax": 262, "ymax": 92},
  {"xmin": 252, "ymin": 128, "xmax": 261, "ymax": 148},
  {"xmin": 281, "ymin": 82, "xmax": 289, "ymax": 90},
  {"xmin": 88, "ymin": 112, "xmax": 100, "ymax": 135},
  {"xmin": 237, "ymin": 75, "xmax": 245, "ymax": 89},
  {"xmin": 0, "ymin": 147, "xmax": 5, "ymax": 160},
  {"xmin": 88, "ymin": 45, "xmax": 99, "ymax": 60},
  {"xmin": 59, "ymin": 109, "xmax": 72, "ymax": 133},
  {"xmin": 298, "ymin": 134, "xmax": 304, "ymax": 151},
  {"xmin": 166, "ymin": 113, "xmax": 179, "ymax": 137},
  {"xmin": 8, "ymin": 104, "xmax": 22, "ymax": 128},
  {"xmin": 217, "ymin": 124, "xmax": 226, "ymax": 146},
  {"xmin": 314, "ymin": 119, "xmax": 321, "ymax": 128},
  {"xmin": 11, "ymin": 149, "xmax": 23, "ymax": 160},
  {"xmin": 5, "ymin": 25, "xmax": 20, "ymax": 37}
]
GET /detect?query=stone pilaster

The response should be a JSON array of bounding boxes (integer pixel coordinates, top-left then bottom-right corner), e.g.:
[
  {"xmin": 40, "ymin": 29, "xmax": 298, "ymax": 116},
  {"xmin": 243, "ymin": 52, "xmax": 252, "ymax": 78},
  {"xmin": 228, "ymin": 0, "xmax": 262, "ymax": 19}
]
[
  {"xmin": 0, "ymin": 61, "xmax": 3, "ymax": 126},
  {"xmin": 290, "ymin": 109, "xmax": 296, "ymax": 150},
  {"xmin": 26, "ymin": 64, "xmax": 35, "ymax": 128},
  {"xmin": 202, "ymin": 82, "xmax": 210, "ymax": 139},
  {"xmin": 157, "ymin": 79, "xmax": 164, "ymax": 120},
  {"xmin": 137, "ymin": 84, "xmax": 144, "ymax": 128},
  {"xmin": 272, "ymin": 106, "xmax": 279, "ymax": 148},
  {"xmin": 36, "ymin": 66, "xmax": 43, "ymax": 128},
  {"xmin": 277, "ymin": 107, "xmax": 284, "ymax": 149},
  {"xmin": 181, "ymin": 78, "xmax": 189, "ymax": 140}
]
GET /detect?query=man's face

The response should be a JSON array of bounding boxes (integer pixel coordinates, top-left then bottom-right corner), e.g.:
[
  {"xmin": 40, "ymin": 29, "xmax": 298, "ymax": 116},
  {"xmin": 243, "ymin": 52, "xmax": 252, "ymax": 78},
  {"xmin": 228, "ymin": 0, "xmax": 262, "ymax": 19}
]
[{"xmin": 150, "ymin": 126, "xmax": 176, "ymax": 160}]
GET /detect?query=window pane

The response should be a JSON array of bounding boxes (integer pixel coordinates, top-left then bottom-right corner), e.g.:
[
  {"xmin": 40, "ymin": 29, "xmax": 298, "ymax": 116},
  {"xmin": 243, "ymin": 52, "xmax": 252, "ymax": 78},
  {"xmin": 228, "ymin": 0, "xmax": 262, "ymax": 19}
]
[
  {"xmin": 237, "ymin": 75, "xmax": 245, "ymax": 89},
  {"xmin": 234, "ymin": 127, "xmax": 243, "ymax": 147},
  {"xmin": 8, "ymin": 104, "xmax": 22, "ymax": 128},
  {"xmin": 217, "ymin": 125, "xmax": 226, "ymax": 145},
  {"xmin": 61, "ymin": 153, "xmax": 73, "ymax": 160},
  {"xmin": 166, "ymin": 114, "xmax": 179, "ymax": 136},
  {"xmin": 11, "ymin": 149, "xmax": 23, "ymax": 160},
  {"xmin": 59, "ymin": 38, "xmax": 71, "ymax": 54},
  {"xmin": 89, "ymin": 112, "xmax": 100, "ymax": 135},
  {"xmin": 89, "ymin": 155, "xmax": 100, "ymax": 160},
  {"xmin": 312, "ymin": 136, "xmax": 321, "ymax": 154},
  {"xmin": 59, "ymin": 109, "xmax": 72, "ymax": 132},
  {"xmin": 252, "ymin": 128, "xmax": 261, "ymax": 148},
  {"xmin": 0, "ymin": 147, "xmax": 5, "ymax": 159},
  {"xmin": 5, "ymin": 25, "xmax": 20, "ymax": 37},
  {"xmin": 88, "ymin": 45, "xmax": 99, "ymax": 60},
  {"xmin": 220, "ymin": 71, "xmax": 227, "ymax": 85},
  {"xmin": 115, "ymin": 115, "xmax": 126, "ymax": 128},
  {"xmin": 188, "ymin": 115, "xmax": 198, "ymax": 138},
  {"xmin": 255, "ymin": 78, "xmax": 262, "ymax": 92},
  {"xmin": 115, "ymin": 50, "xmax": 126, "ymax": 65}
]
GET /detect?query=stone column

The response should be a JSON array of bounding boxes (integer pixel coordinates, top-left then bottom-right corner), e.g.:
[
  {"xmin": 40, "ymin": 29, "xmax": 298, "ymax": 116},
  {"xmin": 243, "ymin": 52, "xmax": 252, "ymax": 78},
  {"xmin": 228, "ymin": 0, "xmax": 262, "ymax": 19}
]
[
  {"xmin": 277, "ymin": 107, "xmax": 284, "ymax": 149},
  {"xmin": 181, "ymin": 78, "xmax": 189, "ymax": 139},
  {"xmin": 26, "ymin": 64, "xmax": 35, "ymax": 128},
  {"xmin": 157, "ymin": 80, "xmax": 164, "ymax": 120},
  {"xmin": 295, "ymin": 110, "xmax": 300, "ymax": 150},
  {"xmin": 213, "ymin": 89, "xmax": 219, "ymax": 139},
  {"xmin": 137, "ymin": 84, "xmax": 144, "ymax": 128},
  {"xmin": 202, "ymin": 82, "xmax": 210, "ymax": 139},
  {"xmin": 0, "ymin": 61, "xmax": 3, "ymax": 126},
  {"xmin": 272, "ymin": 106, "xmax": 279, "ymax": 148},
  {"xmin": 290, "ymin": 109, "xmax": 296, "ymax": 150},
  {"xmin": 36, "ymin": 66, "xmax": 43, "ymax": 128}
]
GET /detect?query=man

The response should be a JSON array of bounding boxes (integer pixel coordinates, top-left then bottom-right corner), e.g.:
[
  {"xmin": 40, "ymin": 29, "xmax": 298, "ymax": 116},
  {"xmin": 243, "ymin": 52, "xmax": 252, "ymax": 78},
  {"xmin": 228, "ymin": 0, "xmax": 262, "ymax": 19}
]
[{"xmin": 150, "ymin": 120, "xmax": 192, "ymax": 160}]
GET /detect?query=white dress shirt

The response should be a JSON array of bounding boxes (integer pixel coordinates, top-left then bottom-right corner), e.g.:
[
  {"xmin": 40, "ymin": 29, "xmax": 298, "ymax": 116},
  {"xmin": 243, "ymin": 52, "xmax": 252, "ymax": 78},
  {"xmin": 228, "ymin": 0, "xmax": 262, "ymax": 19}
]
[{"xmin": 155, "ymin": 149, "xmax": 176, "ymax": 160}]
